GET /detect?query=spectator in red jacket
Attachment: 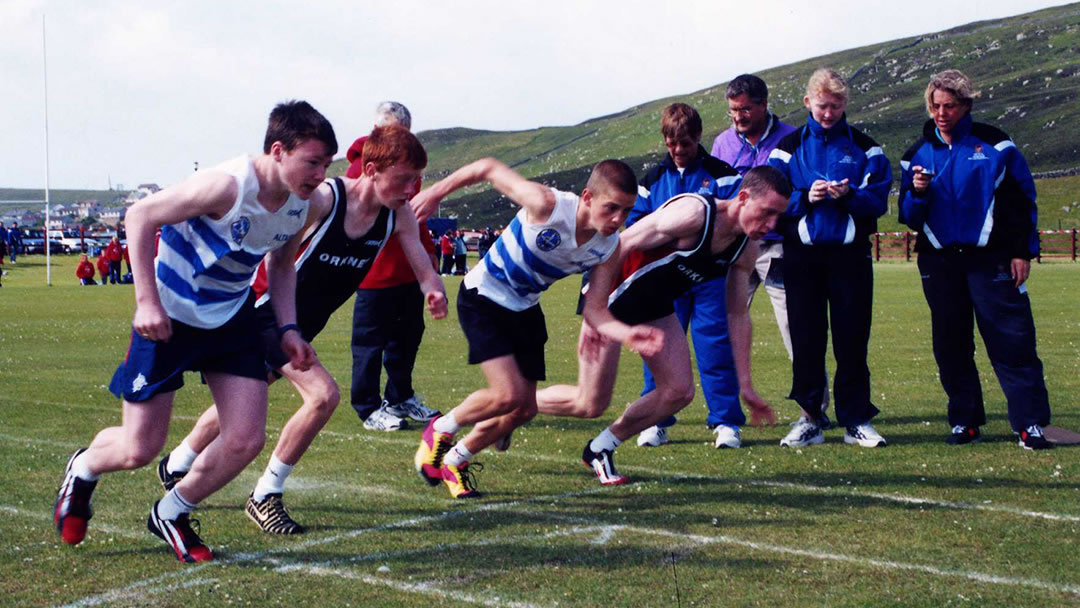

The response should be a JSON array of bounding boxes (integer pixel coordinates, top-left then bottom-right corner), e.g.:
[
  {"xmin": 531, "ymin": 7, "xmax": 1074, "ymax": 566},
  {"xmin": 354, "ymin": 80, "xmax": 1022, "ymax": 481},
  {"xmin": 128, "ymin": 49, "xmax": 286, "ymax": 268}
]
[
  {"xmin": 346, "ymin": 101, "xmax": 443, "ymax": 431},
  {"xmin": 95, "ymin": 254, "xmax": 109, "ymax": 281},
  {"xmin": 104, "ymin": 236, "xmax": 123, "ymax": 284},
  {"xmin": 439, "ymin": 230, "xmax": 455, "ymax": 276},
  {"xmin": 76, "ymin": 254, "xmax": 97, "ymax": 286}
]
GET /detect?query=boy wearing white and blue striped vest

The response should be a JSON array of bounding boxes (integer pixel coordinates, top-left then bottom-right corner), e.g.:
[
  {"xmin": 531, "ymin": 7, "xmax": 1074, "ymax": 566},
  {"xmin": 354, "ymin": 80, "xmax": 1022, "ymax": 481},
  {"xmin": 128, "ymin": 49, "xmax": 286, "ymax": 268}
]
[
  {"xmin": 410, "ymin": 158, "xmax": 653, "ymax": 499},
  {"xmin": 54, "ymin": 101, "xmax": 337, "ymax": 563}
]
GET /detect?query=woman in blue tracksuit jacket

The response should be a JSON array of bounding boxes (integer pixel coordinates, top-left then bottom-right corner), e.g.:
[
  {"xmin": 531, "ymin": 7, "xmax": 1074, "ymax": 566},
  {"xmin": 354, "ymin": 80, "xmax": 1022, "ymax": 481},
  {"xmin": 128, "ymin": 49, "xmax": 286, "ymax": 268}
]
[
  {"xmin": 898, "ymin": 69, "xmax": 1051, "ymax": 450},
  {"xmin": 768, "ymin": 68, "xmax": 891, "ymax": 448}
]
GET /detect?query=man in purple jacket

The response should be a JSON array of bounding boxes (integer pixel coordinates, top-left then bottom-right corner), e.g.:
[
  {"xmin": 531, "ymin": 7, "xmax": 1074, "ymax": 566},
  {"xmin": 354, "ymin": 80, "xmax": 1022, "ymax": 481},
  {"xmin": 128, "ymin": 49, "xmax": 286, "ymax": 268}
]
[{"xmin": 711, "ymin": 74, "xmax": 830, "ymax": 429}]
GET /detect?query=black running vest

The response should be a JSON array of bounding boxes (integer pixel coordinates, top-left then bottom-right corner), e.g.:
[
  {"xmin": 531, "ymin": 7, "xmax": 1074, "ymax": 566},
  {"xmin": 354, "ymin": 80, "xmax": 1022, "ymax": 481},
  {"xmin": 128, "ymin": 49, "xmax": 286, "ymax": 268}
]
[
  {"xmin": 281, "ymin": 177, "xmax": 395, "ymax": 340},
  {"xmin": 608, "ymin": 194, "xmax": 748, "ymax": 324}
]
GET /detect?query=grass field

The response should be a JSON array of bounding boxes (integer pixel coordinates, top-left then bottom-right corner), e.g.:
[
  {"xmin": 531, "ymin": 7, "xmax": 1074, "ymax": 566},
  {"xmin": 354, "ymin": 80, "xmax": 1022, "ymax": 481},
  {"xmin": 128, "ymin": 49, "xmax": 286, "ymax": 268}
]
[{"xmin": 1, "ymin": 254, "xmax": 1078, "ymax": 607}]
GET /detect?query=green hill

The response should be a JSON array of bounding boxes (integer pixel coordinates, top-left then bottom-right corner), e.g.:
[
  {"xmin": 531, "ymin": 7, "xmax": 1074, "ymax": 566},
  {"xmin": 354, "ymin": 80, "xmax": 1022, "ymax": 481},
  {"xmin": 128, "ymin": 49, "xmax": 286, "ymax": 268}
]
[
  {"xmin": 0, "ymin": 188, "xmax": 127, "ymax": 209},
  {"xmin": 331, "ymin": 3, "xmax": 1080, "ymax": 228}
]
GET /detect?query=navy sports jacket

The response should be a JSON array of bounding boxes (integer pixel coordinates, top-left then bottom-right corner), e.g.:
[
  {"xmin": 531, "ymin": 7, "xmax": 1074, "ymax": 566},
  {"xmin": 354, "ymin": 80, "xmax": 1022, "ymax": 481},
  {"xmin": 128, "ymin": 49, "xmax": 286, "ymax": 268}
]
[
  {"xmin": 627, "ymin": 145, "xmax": 741, "ymax": 227},
  {"xmin": 768, "ymin": 114, "xmax": 891, "ymax": 245},
  {"xmin": 898, "ymin": 115, "xmax": 1038, "ymax": 259}
]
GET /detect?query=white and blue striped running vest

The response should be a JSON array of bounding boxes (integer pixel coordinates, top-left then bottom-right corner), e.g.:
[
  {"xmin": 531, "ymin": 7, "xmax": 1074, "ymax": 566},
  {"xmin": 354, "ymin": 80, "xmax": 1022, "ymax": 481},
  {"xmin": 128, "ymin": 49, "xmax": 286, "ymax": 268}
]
[
  {"xmin": 155, "ymin": 155, "xmax": 309, "ymax": 329},
  {"xmin": 464, "ymin": 188, "xmax": 619, "ymax": 312}
]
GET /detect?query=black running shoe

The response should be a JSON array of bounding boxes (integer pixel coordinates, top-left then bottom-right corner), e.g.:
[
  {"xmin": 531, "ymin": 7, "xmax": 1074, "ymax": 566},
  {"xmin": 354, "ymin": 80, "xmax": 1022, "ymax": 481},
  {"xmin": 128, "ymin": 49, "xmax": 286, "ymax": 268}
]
[
  {"xmin": 157, "ymin": 455, "xmax": 186, "ymax": 491},
  {"xmin": 54, "ymin": 448, "xmax": 97, "ymax": 545},
  {"xmin": 1019, "ymin": 425, "xmax": 1053, "ymax": 451},
  {"xmin": 246, "ymin": 493, "xmax": 305, "ymax": 534},
  {"xmin": 946, "ymin": 425, "xmax": 981, "ymax": 445},
  {"xmin": 582, "ymin": 441, "xmax": 627, "ymax": 486},
  {"xmin": 147, "ymin": 501, "xmax": 213, "ymax": 563}
]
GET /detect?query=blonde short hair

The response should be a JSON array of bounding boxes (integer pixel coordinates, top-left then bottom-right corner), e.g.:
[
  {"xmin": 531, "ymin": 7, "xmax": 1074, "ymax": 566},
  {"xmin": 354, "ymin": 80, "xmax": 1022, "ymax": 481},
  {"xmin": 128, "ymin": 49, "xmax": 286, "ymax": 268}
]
[
  {"xmin": 925, "ymin": 69, "xmax": 978, "ymax": 115},
  {"xmin": 806, "ymin": 68, "xmax": 848, "ymax": 102}
]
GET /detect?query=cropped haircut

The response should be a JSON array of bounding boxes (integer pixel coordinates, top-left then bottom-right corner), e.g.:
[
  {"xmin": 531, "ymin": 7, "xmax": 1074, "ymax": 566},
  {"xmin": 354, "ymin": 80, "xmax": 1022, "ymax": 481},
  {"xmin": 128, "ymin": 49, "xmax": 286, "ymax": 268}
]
[
  {"xmin": 925, "ymin": 69, "xmax": 978, "ymax": 115},
  {"xmin": 362, "ymin": 125, "xmax": 427, "ymax": 172},
  {"xmin": 740, "ymin": 166, "xmax": 792, "ymax": 200},
  {"xmin": 374, "ymin": 101, "xmax": 412, "ymax": 129},
  {"xmin": 263, "ymin": 100, "xmax": 338, "ymax": 155},
  {"xmin": 660, "ymin": 103, "xmax": 702, "ymax": 141},
  {"xmin": 805, "ymin": 68, "xmax": 848, "ymax": 102},
  {"xmin": 585, "ymin": 159, "xmax": 638, "ymax": 196},
  {"xmin": 726, "ymin": 74, "xmax": 769, "ymax": 106}
]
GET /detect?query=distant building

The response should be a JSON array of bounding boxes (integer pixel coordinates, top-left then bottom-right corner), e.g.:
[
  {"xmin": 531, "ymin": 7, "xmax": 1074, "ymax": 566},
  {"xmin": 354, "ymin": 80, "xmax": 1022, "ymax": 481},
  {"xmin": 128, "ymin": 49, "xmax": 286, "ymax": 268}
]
[
  {"xmin": 98, "ymin": 206, "xmax": 127, "ymax": 227},
  {"xmin": 125, "ymin": 183, "xmax": 161, "ymax": 203}
]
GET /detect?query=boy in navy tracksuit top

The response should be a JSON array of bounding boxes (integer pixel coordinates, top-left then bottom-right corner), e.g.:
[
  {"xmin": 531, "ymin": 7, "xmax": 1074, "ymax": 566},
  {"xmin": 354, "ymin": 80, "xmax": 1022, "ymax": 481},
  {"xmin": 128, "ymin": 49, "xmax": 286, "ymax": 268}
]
[
  {"xmin": 768, "ymin": 69, "xmax": 891, "ymax": 448},
  {"xmin": 626, "ymin": 103, "xmax": 758, "ymax": 449},
  {"xmin": 899, "ymin": 69, "xmax": 1051, "ymax": 450}
]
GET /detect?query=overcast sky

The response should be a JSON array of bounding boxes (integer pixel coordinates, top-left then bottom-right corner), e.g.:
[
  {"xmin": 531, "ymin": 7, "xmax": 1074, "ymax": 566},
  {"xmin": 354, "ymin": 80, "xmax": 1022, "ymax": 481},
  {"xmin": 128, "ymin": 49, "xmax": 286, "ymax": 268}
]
[{"xmin": 2, "ymin": 0, "xmax": 1073, "ymax": 190}]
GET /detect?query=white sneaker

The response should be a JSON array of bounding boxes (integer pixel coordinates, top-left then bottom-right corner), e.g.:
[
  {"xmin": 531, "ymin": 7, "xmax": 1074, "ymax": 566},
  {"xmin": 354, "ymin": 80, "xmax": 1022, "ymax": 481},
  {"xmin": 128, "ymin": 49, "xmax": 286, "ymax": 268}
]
[
  {"xmin": 781, "ymin": 416, "xmax": 824, "ymax": 447},
  {"xmin": 636, "ymin": 425, "xmax": 669, "ymax": 447},
  {"xmin": 363, "ymin": 404, "xmax": 407, "ymax": 432},
  {"xmin": 844, "ymin": 422, "xmax": 886, "ymax": 447},
  {"xmin": 713, "ymin": 425, "xmax": 741, "ymax": 449},
  {"xmin": 385, "ymin": 395, "xmax": 440, "ymax": 422}
]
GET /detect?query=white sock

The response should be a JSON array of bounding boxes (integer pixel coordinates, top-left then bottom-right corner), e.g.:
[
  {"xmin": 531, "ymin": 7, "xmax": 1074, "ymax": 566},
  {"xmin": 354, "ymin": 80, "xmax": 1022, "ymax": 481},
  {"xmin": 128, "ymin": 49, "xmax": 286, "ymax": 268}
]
[
  {"xmin": 444, "ymin": 442, "xmax": 473, "ymax": 467},
  {"xmin": 71, "ymin": 452, "xmax": 100, "ymax": 481},
  {"xmin": 157, "ymin": 488, "xmax": 196, "ymax": 520},
  {"xmin": 433, "ymin": 411, "xmax": 461, "ymax": 435},
  {"xmin": 590, "ymin": 428, "xmax": 622, "ymax": 453},
  {"xmin": 252, "ymin": 455, "xmax": 294, "ymax": 502},
  {"xmin": 167, "ymin": 440, "xmax": 199, "ymax": 474}
]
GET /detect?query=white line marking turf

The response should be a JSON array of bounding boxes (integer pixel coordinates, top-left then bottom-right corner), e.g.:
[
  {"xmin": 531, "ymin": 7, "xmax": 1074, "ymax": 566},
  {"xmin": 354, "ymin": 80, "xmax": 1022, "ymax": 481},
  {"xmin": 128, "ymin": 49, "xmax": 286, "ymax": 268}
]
[
  {"xmin": 10, "ymin": 405, "xmax": 1076, "ymax": 525},
  {"xmin": 318, "ymin": 429, "xmax": 1080, "ymax": 523},
  {"xmin": 622, "ymin": 524, "xmax": 1080, "ymax": 596},
  {"xmin": 1, "ymin": 504, "xmax": 147, "ymax": 540},
  {"xmin": 55, "ymin": 487, "xmax": 611, "ymax": 608},
  {"xmin": 265, "ymin": 503, "xmax": 1080, "ymax": 596},
  {"xmin": 273, "ymin": 563, "xmax": 550, "ymax": 608}
]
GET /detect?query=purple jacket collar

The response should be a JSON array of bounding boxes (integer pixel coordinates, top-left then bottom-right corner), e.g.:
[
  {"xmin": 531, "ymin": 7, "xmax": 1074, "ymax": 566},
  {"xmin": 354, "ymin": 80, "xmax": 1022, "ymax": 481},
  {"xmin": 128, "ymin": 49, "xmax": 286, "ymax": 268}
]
[{"xmin": 711, "ymin": 113, "xmax": 796, "ymax": 175}]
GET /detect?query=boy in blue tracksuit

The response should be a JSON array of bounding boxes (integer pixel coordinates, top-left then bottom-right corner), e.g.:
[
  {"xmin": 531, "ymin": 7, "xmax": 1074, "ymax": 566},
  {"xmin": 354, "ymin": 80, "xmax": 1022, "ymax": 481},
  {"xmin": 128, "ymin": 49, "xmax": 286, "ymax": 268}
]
[
  {"xmin": 768, "ymin": 69, "xmax": 891, "ymax": 448},
  {"xmin": 627, "ymin": 103, "xmax": 765, "ymax": 449},
  {"xmin": 899, "ymin": 69, "xmax": 1051, "ymax": 450}
]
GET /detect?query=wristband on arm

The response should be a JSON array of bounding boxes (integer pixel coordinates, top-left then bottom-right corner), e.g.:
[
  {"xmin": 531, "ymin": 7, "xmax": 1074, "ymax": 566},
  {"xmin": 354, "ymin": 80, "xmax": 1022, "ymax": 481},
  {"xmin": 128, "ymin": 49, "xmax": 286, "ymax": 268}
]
[{"xmin": 276, "ymin": 323, "xmax": 301, "ymax": 339}]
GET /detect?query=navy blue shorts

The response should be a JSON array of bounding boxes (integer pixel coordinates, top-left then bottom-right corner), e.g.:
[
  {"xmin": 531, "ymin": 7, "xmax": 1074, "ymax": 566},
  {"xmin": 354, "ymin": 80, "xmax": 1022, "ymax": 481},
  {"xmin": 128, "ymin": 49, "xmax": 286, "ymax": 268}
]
[
  {"xmin": 254, "ymin": 302, "xmax": 294, "ymax": 378},
  {"xmin": 457, "ymin": 285, "xmax": 547, "ymax": 382},
  {"xmin": 109, "ymin": 293, "xmax": 268, "ymax": 402}
]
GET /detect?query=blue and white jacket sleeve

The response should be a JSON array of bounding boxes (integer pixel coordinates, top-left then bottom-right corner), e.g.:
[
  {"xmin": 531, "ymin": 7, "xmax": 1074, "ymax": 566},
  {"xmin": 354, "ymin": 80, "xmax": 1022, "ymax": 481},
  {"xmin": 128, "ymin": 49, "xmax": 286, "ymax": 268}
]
[
  {"xmin": 897, "ymin": 139, "xmax": 930, "ymax": 230},
  {"xmin": 999, "ymin": 141, "xmax": 1039, "ymax": 258},
  {"xmin": 841, "ymin": 137, "xmax": 890, "ymax": 218},
  {"xmin": 767, "ymin": 143, "xmax": 808, "ymax": 218},
  {"xmin": 626, "ymin": 166, "xmax": 659, "ymax": 227}
]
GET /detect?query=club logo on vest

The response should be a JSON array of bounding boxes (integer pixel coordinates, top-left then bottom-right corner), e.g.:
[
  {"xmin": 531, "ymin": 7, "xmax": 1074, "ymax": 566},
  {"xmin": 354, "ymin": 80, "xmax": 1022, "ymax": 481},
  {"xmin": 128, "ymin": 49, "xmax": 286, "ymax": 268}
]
[
  {"xmin": 536, "ymin": 228, "xmax": 561, "ymax": 252},
  {"xmin": 287, "ymin": 208, "xmax": 303, "ymax": 217},
  {"xmin": 968, "ymin": 144, "xmax": 988, "ymax": 161},
  {"xmin": 231, "ymin": 217, "xmax": 251, "ymax": 245}
]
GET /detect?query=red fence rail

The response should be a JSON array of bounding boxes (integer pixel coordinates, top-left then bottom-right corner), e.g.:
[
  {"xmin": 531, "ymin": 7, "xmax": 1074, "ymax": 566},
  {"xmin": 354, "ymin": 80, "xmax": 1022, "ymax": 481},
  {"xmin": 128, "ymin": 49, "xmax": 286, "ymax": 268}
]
[{"xmin": 870, "ymin": 230, "xmax": 1077, "ymax": 262}]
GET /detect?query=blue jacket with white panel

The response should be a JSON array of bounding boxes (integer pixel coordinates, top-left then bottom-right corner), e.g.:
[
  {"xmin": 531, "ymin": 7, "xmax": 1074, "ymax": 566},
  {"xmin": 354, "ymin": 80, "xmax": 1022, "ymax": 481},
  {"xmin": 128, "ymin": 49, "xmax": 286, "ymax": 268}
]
[
  {"xmin": 767, "ymin": 114, "xmax": 891, "ymax": 245},
  {"xmin": 627, "ymin": 145, "xmax": 741, "ymax": 227},
  {"xmin": 898, "ymin": 115, "xmax": 1038, "ymax": 259}
]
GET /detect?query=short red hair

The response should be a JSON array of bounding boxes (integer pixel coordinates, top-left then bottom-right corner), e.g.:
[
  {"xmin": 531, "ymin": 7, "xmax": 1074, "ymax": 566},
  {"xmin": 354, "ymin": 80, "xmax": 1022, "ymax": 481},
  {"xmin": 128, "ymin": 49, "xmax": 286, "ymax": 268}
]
[{"xmin": 361, "ymin": 125, "xmax": 427, "ymax": 172}]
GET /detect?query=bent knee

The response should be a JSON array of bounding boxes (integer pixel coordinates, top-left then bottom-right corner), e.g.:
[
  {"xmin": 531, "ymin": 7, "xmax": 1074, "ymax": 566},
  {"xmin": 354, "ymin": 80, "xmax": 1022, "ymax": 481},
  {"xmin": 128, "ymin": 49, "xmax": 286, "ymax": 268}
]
[
  {"xmin": 491, "ymin": 391, "xmax": 531, "ymax": 417},
  {"xmin": 659, "ymin": 384, "xmax": 695, "ymax": 408},
  {"xmin": 221, "ymin": 430, "xmax": 266, "ymax": 460},
  {"xmin": 126, "ymin": 445, "xmax": 163, "ymax": 469},
  {"xmin": 308, "ymin": 383, "xmax": 341, "ymax": 417},
  {"xmin": 510, "ymin": 402, "xmax": 538, "ymax": 424}
]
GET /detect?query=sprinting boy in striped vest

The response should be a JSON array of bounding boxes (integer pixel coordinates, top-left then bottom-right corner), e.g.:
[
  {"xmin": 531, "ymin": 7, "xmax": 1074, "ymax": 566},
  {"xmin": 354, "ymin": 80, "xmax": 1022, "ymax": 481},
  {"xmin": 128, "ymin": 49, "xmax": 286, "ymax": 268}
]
[
  {"xmin": 409, "ymin": 158, "xmax": 662, "ymax": 498},
  {"xmin": 54, "ymin": 100, "xmax": 336, "ymax": 562}
]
